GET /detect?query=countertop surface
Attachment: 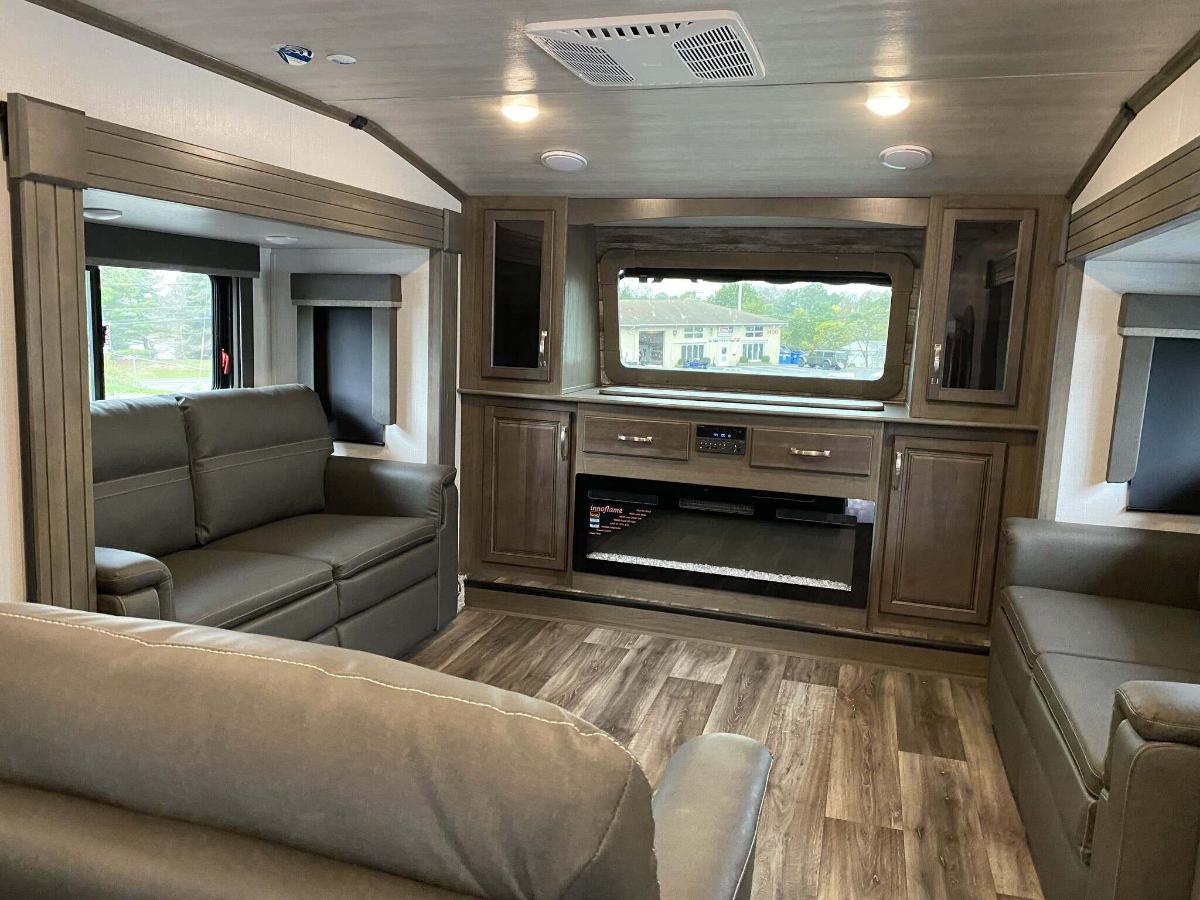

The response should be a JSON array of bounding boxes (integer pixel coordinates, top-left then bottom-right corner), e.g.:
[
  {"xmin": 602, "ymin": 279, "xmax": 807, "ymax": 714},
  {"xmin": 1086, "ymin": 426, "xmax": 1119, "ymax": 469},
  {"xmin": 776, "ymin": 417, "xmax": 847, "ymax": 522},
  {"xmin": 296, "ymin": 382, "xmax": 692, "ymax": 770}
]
[{"xmin": 460, "ymin": 386, "xmax": 1041, "ymax": 432}]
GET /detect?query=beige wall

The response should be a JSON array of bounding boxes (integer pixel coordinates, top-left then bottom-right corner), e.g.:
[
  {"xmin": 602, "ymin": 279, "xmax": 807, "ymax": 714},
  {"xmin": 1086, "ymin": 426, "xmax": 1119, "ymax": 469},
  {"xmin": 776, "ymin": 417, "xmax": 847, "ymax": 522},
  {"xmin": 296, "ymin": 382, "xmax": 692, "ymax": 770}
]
[
  {"xmin": 0, "ymin": 0, "xmax": 460, "ymax": 595},
  {"xmin": 264, "ymin": 248, "xmax": 433, "ymax": 464},
  {"xmin": 1073, "ymin": 58, "xmax": 1200, "ymax": 209},
  {"xmin": 1053, "ymin": 262, "xmax": 1200, "ymax": 533}
]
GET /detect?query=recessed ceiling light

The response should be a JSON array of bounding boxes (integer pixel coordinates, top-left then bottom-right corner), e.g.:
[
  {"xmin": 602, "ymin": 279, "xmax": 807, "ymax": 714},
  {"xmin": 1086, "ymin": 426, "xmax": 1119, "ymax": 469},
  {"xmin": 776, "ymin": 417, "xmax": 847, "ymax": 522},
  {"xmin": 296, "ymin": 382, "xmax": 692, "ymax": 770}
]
[
  {"xmin": 879, "ymin": 144, "xmax": 933, "ymax": 170},
  {"xmin": 501, "ymin": 95, "xmax": 540, "ymax": 123},
  {"xmin": 264, "ymin": 235, "xmax": 300, "ymax": 245},
  {"xmin": 275, "ymin": 44, "xmax": 313, "ymax": 66},
  {"xmin": 541, "ymin": 149, "xmax": 588, "ymax": 173},
  {"xmin": 326, "ymin": 53, "xmax": 357, "ymax": 65},
  {"xmin": 82, "ymin": 208, "xmax": 122, "ymax": 222},
  {"xmin": 865, "ymin": 83, "xmax": 910, "ymax": 117}
]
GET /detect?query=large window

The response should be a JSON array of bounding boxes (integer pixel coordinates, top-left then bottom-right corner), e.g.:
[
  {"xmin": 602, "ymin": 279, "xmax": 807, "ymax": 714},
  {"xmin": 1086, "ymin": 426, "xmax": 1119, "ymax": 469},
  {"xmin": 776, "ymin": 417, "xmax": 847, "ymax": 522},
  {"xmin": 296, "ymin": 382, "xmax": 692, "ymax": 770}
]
[
  {"xmin": 86, "ymin": 266, "xmax": 241, "ymax": 400},
  {"xmin": 600, "ymin": 251, "xmax": 915, "ymax": 399}
]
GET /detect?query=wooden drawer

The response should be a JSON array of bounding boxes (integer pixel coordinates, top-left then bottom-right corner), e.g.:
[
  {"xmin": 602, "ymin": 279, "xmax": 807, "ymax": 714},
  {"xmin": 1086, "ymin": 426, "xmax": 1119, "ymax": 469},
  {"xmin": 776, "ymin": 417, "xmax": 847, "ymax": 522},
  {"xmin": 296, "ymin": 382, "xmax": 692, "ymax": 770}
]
[
  {"xmin": 582, "ymin": 415, "xmax": 691, "ymax": 461},
  {"xmin": 749, "ymin": 428, "xmax": 874, "ymax": 476}
]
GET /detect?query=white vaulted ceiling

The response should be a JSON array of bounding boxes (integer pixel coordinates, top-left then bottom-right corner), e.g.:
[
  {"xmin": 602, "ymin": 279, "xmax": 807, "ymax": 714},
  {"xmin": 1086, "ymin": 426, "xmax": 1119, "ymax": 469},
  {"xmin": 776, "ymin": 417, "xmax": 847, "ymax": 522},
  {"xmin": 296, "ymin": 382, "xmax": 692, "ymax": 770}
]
[{"xmin": 67, "ymin": 0, "xmax": 1200, "ymax": 196}]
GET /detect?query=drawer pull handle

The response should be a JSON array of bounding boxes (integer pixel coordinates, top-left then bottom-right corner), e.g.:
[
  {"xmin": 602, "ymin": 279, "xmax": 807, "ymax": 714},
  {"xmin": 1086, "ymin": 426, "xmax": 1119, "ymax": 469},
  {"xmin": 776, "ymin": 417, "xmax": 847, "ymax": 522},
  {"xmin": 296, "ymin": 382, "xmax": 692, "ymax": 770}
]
[
  {"xmin": 617, "ymin": 434, "xmax": 655, "ymax": 444},
  {"xmin": 789, "ymin": 448, "xmax": 831, "ymax": 457},
  {"xmin": 538, "ymin": 330, "xmax": 549, "ymax": 368}
]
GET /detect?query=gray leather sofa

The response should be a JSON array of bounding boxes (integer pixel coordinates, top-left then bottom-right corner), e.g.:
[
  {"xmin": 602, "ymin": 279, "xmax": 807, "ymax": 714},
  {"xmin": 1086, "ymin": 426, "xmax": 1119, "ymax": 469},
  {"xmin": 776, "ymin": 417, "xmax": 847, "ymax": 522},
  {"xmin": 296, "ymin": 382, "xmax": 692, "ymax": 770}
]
[
  {"xmin": 0, "ymin": 602, "xmax": 771, "ymax": 899},
  {"xmin": 990, "ymin": 518, "xmax": 1200, "ymax": 900},
  {"xmin": 91, "ymin": 384, "xmax": 458, "ymax": 658}
]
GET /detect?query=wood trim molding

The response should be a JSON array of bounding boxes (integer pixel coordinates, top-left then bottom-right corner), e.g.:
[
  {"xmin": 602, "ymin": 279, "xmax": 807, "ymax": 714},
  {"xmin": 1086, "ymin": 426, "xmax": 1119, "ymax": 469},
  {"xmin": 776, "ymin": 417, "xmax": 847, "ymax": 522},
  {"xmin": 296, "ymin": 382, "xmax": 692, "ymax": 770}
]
[
  {"xmin": 5, "ymin": 94, "xmax": 87, "ymax": 187},
  {"xmin": 1066, "ymin": 29, "xmax": 1200, "ymax": 202},
  {"xmin": 24, "ymin": 0, "xmax": 464, "ymax": 201},
  {"xmin": 1066, "ymin": 132, "xmax": 1200, "ymax": 260},
  {"xmin": 567, "ymin": 197, "xmax": 929, "ymax": 228},
  {"xmin": 9, "ymin": 180, "xmax": 96, "ymax": 610},
  {"xmin": 84, "ymin": 117, "xmax": 449, "ymax": 249},
  {"xmin": 427, "ymin": 248, "xmax": 461, "ymax": 467}
]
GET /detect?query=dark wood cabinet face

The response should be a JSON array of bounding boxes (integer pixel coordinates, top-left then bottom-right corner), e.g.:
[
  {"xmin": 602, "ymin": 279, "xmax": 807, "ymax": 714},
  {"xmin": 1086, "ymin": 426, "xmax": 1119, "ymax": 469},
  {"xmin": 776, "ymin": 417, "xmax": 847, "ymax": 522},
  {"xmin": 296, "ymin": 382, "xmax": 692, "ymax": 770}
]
[
  {"xmin": 481, "ymin": 405, "xmax": 571, "ymax": 569},
  {"xmin": 481, "ymin": 210, "xmax": 554, "ymax": 381},
  {"xmin": 880, "ymin": 437, "xmax": 1006, "ymax": 624},
  {"xmin": 927, "ymin": 209, "xmax": 1036, "ymax": 406}
]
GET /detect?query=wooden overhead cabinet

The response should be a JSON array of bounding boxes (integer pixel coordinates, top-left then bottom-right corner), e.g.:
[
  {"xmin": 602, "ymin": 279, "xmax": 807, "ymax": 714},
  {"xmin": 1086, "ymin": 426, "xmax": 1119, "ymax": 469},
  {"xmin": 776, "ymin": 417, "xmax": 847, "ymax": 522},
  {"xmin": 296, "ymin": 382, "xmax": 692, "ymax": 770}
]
[
  {"xmin": 481, "ymin": 405, "xmax": 573, "ymax": 571},
  {"xmin": 879, "ymin": 436, "xmax": 1007, "ymax": 624},
  {"xmin": 480, "ymin": 209, "xmax": 556, "ymax": 381},
  {"xmin": 925, "ymin": 208, "xmax": 1037, "ymax": 406}
]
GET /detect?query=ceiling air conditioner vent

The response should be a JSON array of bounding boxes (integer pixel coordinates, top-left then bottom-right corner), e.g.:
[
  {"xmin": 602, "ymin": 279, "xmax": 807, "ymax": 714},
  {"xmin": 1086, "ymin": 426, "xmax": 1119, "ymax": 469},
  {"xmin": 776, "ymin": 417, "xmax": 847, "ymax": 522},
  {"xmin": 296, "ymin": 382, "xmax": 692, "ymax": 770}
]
[{"xmin": 526, "ymin": 11, "xmax": 765, "ymax": 88}]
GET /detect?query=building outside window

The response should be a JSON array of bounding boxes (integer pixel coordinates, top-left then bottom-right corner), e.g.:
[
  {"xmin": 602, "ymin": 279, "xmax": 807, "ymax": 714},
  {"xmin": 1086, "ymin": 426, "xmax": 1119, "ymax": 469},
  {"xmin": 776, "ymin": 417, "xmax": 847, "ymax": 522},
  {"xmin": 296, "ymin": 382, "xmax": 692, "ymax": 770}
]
[
  {"xmin": 745, "ymin": 325, "xmax": 764, "ymax": 338},
  {"xmin": 682, "ymin": 325, "xmax": 705, "ymax": 339},
  {"xmin": 680, "ymin": 343, "xmax": 706, "ymax": 363},
  {"xmin": 742, "ymin": 341, "xmax": 766, "ymax": 362}
]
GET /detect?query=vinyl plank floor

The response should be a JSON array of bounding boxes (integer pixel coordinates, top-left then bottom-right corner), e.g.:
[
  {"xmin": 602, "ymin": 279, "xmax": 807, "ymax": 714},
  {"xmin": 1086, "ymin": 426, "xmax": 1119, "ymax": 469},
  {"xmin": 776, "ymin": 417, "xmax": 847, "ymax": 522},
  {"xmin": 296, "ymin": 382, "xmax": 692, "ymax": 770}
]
[
  {"xmin": 899, "ymin": 751, "xmax": 996, "ymax": 900},
  {"xmin": 704, "ymin": 649, "xmax": 788, "ymax": 742},
  {"xmin": 825, "ymin": 664, "xmax": 904, "ymax": 830},
  {"xmin": 410, "ymin": 609, "xmax": 1042, "ymax": 900},
  {"xmin": 626, "ymin": 676, "xmax": 721, "ymax": 786}
]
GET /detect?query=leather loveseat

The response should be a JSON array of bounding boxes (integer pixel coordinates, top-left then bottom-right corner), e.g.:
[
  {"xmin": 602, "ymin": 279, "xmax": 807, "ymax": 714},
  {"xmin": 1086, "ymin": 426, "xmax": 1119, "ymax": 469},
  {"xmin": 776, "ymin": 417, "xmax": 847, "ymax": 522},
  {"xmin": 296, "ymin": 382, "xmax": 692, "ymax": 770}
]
[
  {"xmin": 0, "ymin": 602, "xmax": 772, "ymax": 899},
  {"xmin": 989, "ymin": 518, "xmax": 1200, "ymax": 900},
  {"xmin": 91, "ymin": 384, "xmax": 458, "ymax": 658}
]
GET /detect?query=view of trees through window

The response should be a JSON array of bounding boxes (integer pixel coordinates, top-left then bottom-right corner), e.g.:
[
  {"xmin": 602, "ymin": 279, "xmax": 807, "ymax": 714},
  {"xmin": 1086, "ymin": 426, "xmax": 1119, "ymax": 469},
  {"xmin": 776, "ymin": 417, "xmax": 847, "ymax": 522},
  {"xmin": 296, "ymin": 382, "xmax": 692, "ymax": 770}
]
[
  {"xmin": 94, "ymin": 266, "xmax": 215, "ymax": 398},
  {"xmin": 616, "ymin": 274, "xmax": 893, "ymax": 380}
]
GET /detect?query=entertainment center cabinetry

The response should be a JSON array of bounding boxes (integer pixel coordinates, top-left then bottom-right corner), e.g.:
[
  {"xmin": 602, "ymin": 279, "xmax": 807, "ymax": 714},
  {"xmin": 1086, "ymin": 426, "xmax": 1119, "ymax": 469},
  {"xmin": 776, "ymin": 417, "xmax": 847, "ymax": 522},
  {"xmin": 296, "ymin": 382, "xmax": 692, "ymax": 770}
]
[{"xmin": 459, "ymin": 195, "xmax": 1067, "ymax": 651}]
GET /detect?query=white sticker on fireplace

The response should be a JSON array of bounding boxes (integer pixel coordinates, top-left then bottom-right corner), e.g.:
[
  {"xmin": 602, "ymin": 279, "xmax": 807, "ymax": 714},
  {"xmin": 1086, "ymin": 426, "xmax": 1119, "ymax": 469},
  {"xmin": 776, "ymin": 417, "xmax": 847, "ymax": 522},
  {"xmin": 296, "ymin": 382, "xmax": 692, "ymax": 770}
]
[{"xmin": 586, "ymin": 552, "xmax": 853, "ymax": 592}]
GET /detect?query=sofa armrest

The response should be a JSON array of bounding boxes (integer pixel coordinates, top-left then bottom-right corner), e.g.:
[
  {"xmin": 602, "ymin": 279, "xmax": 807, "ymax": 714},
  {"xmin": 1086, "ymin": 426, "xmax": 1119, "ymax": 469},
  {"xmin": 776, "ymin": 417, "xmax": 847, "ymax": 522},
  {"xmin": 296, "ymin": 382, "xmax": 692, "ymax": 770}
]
[
  {"xmin": 324, "ymin": 456, "xmax": 455, "ymax": 523},
  {"xmin": 94, "ymin": 548, "xmax": 174, "ymax": 620},
  {"xmin": 1113, "ymin": 681, "xmax": 1200, "ymax": 748},
  {"xmin": 653, "ymin": 734, "xmax": 772, "ymax": 900},
  {"xmin": 999, "ymin": 518, "xmax": 1200, "ymax": 608},
  {"xmin": 1089, "ymin": 685, "xmax": 1200, "ymax": 899}
]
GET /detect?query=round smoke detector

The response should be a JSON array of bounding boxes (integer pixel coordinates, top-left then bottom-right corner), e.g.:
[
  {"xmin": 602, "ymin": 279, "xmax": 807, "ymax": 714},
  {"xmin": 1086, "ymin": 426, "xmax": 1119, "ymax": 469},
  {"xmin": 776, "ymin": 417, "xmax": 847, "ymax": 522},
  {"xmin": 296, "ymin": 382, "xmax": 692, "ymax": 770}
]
[
  {"xmin": 541, "ymin": 150, "xmax": 588, "ymax": 173},
  {"xmin": 879, "ymin": 144, "xmax": 933, "ymax": 170}
]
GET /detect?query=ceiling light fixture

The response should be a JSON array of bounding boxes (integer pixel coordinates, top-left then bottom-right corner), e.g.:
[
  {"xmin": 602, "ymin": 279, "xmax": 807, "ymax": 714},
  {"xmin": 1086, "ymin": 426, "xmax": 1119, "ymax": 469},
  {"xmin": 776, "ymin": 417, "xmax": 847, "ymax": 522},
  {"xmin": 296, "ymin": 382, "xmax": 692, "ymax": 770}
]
[
  {"xmin": 865, "ymin": 83, "xmax": 910, "ymax": 117},
  {"xmin": 879, "ymin": 144, "xmax": 933, "ymax": 170},
  {"xmin": 264, "ymin": 235, "xmax": 300, "ymax": 245},
  {"xmin": 540, "ymin": 149, "xmax": 588, "ymax": 173},
  {"xmin": 82, "ymin": 208, "xmax": 123, "ymax": 222},
  {"xmin": 326, "ymin": 53, "xmax": 358, "ymax": 65},
  {"xmin": 501, "ymin": 95, "xmax": 540, "ymax": 123}
]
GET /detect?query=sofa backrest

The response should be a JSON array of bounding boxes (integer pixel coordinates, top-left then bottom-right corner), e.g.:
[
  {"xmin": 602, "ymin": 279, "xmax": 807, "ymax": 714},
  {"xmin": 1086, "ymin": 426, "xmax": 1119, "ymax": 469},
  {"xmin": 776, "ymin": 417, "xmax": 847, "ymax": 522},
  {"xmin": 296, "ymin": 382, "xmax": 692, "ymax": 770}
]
[
  {"xmin": 91, "ymin": 395, "xmax": 196, "ymax": 557},
  {"xmin": 177, "ymin": 385, "xmax": 332, "ymax": 543},
  {"xmin": 0, "ymin": 603, "xmax": 659, "ymax": 899}
]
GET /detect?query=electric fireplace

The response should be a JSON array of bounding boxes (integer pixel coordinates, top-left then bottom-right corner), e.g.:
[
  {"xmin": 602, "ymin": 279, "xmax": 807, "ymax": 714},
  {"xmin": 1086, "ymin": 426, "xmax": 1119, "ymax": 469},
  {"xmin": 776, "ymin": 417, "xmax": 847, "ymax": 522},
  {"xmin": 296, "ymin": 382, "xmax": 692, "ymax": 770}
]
[{"xmin": 574, "ymin": 474, "xmax": 874, "ymax": 608}]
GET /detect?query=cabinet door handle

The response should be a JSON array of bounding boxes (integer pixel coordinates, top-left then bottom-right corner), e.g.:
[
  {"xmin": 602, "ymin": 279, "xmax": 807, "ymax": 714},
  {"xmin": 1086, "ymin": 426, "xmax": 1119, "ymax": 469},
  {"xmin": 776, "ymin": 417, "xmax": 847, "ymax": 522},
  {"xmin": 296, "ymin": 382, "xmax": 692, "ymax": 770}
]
[
  {"xmin": 538, "ymin": 330, "xmax": 549, "ymax": 368},
  {"xmin": 930, "ymin": 342, "xmax": 943, "ymax": 385},
  {"xmin": 893, "ymin": 451, "xmax": 904, "ymax": 490},
  {"xmin": 559, "ymin": 424, "xmax": 569, "ymax": 461},
  {"xmin": 789, "ymin": 448, "xmax": 831, "ymax": 457},
  {"xmin": 617, "ymin": 434, "xmax": 654, "ymax": 444}
]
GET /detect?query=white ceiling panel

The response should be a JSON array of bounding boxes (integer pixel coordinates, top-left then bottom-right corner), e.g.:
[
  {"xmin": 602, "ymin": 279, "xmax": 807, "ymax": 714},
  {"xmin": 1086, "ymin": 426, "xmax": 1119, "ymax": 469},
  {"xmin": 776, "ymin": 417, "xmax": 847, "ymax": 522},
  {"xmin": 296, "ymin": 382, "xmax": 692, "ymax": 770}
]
[{"xmin": 72, "ymin": 0, "xmax": 1200, "ymax": 196}]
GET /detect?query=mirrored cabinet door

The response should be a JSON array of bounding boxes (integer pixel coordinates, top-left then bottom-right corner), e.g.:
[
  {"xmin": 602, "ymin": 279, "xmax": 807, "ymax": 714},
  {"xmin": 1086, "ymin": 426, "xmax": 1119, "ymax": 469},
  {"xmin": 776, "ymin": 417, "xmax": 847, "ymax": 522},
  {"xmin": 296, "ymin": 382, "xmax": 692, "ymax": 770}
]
[
  {"xmin": 927, "ymin": 208, "xmax": 1036, "ymax": 406},
  {"xmin": 481, "ymin": 209, "xmax": 554, "ymax": 381}
]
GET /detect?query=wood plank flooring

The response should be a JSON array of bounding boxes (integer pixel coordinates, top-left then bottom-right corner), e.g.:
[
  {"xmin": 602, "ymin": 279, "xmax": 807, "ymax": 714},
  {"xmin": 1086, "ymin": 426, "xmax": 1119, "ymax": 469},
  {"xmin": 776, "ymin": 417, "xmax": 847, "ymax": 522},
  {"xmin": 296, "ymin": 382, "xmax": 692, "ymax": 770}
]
[{"xmin": 408, "ymin": 609, "xmax": 1043, "ymax": 900}]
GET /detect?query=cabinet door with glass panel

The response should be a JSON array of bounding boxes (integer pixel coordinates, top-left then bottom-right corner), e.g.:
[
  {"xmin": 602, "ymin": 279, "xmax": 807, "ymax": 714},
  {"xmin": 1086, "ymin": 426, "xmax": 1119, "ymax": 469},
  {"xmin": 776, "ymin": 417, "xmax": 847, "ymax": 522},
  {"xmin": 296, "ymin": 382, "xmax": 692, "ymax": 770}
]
[
  {"xmin": 926, "ymin": 208, "xmax": 1036, "ymax": 406},
  {"xmin": 480, "ymin": 209, "xmax": 555, "ymax": 381}
]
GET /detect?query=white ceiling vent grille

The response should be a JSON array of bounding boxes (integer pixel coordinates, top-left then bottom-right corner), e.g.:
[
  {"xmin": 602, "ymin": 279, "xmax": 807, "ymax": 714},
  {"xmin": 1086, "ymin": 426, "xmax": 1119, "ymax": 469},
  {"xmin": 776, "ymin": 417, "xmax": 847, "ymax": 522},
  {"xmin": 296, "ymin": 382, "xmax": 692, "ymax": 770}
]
[{"xmin": 525, "ymin": 11, "xmax": 765, "ymax": 88}]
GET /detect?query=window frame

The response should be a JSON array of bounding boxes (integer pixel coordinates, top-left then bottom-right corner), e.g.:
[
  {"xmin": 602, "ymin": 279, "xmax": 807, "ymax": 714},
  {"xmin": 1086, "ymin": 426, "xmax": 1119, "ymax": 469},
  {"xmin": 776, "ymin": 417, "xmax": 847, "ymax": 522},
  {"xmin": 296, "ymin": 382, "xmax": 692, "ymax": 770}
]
[
  {"xmin": 85, "ymin": 265, "xmax": 248, "ymax": 401},
  {"xmin": 599, "ymin": 249, "xmax": 916, "ymax": 399}
]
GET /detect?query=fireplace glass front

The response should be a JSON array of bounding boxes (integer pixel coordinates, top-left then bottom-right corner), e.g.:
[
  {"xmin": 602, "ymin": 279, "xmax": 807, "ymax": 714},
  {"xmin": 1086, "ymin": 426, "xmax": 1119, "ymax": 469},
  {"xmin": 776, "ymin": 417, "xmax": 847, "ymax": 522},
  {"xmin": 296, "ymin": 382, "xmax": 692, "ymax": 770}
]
[{"xmin": 574, "ymin": 474, "xmax": 874, "ymax": 608}]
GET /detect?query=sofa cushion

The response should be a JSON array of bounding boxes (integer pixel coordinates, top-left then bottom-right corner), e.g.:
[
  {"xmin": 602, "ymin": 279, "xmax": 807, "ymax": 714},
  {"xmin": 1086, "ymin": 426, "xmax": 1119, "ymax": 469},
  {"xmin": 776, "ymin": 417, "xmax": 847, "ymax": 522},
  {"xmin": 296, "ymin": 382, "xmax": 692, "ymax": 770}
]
[
  {"xmin": 91, "ymin": 395, "xmax": 195, "ymax": 557},
  {"xmin": 1001, "ymin": 586, "xmax": 1200, "ymax": 672},
  {"xmin": 162, "ymin": 549, "xmax": 333, "ymax": 629},
  {"xmin": 208, "ymin": 514, "xmax": 438, "ymax": 581},
  {"xmin": 177, "ymin": 385, "xmax": 332, "ymax": 543},
  {"xmin": 1032, "ymin": 653, "xmax": 1200, "ymax": 796}
]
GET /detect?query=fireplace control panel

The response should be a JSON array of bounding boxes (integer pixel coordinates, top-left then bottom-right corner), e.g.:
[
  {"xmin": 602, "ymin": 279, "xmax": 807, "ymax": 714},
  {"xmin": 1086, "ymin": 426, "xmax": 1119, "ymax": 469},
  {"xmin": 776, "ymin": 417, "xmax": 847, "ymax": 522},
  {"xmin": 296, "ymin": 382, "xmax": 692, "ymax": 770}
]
[{"xmin": 695, "ymin": 424, "xmax": 747, "ymax": 456}]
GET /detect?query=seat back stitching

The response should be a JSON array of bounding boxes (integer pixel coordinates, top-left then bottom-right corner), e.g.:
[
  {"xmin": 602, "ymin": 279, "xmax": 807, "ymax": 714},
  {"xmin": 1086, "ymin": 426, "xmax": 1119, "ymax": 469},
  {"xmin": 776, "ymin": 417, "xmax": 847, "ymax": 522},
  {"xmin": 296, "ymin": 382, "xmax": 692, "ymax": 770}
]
[{"xmin": 0, "ymin": 611, "xmax": 636, "ymax": 764}]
